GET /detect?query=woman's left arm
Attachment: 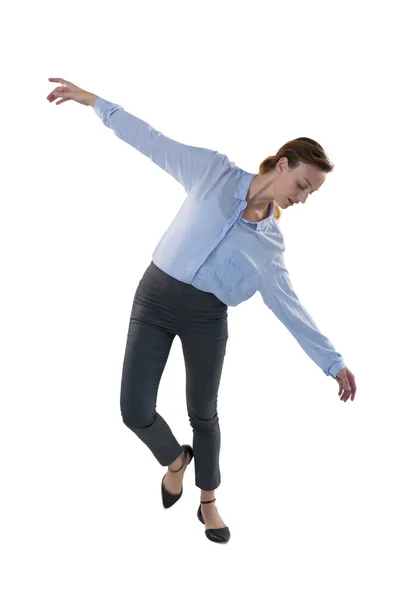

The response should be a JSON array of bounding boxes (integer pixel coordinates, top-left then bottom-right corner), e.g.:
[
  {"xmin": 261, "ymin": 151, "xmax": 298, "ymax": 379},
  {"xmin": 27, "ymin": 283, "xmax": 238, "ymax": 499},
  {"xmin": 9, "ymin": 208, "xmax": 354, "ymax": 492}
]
[{"xmin": 258, "ymin": 256, "xmax": 356, "ymax": 401}]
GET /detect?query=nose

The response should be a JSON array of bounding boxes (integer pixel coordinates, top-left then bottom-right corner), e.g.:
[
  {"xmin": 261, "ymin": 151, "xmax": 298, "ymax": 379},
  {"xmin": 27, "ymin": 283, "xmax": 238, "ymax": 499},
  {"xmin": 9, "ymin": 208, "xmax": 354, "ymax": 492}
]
[{"xmin": 297, "ymin": 193, "xmax": 308, "ymax": 204}]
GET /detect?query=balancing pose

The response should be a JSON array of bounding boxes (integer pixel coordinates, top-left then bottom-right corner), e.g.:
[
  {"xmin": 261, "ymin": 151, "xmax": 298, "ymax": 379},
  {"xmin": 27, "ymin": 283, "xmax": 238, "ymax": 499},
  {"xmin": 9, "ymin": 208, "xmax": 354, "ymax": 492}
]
[{"xmin": 47, "ymin": 78, "xmax": 357, "ymax": 545}]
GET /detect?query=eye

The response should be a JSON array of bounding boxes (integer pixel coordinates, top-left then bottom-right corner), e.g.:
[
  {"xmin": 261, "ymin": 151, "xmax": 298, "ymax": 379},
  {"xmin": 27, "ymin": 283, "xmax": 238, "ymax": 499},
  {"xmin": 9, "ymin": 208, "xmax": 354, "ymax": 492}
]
[{"xmin": 297, "ymin": 183, "xmax": 306, "ymax": 190}]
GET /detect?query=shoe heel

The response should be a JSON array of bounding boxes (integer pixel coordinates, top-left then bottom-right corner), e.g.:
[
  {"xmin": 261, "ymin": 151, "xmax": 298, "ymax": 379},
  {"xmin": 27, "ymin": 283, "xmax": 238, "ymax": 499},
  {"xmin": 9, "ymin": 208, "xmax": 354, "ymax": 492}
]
[{"xmin": 197, "ymin": 504, "xmax": 205, "ymax": 524}]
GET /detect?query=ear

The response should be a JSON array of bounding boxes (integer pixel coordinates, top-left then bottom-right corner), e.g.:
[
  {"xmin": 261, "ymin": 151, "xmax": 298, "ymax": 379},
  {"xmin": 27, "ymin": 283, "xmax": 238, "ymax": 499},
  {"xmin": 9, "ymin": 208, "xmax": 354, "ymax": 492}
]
[{"xmin": 277, "ymin": 156, "xmax": 288, "ymax": 171}]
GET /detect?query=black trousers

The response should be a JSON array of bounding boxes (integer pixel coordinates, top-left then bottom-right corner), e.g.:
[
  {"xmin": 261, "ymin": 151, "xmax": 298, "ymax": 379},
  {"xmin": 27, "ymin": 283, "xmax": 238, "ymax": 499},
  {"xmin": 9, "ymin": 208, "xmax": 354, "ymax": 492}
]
[{"xmin": 120, "ymin": 261, "xmax": 229, "ymax": 491}]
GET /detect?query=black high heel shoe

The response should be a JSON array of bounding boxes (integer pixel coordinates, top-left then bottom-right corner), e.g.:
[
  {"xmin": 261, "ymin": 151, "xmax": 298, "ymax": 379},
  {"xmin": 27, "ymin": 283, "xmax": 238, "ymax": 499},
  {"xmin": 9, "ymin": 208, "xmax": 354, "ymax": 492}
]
[
  {"xmin": 197, "ymin": 498, "xmax": 231, "ymax": 543},
  {"xmin": 161, "ymin": 444, "xmax": 194, "ymax": 509}
]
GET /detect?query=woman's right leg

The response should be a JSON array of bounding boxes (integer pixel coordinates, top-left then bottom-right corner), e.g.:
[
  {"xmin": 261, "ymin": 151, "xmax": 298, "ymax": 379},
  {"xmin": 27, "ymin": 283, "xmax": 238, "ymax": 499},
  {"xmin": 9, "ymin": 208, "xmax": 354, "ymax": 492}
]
[{"xmin": 120, "ymin": 296, "xmax": 183, "ymax": 467}]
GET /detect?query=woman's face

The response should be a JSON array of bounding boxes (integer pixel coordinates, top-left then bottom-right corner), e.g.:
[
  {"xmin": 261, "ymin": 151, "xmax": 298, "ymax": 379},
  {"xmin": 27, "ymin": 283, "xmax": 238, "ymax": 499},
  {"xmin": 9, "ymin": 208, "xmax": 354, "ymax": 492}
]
[{"xmin": 275, "ymin": 158, "xmax": 326, "ymax": 209}]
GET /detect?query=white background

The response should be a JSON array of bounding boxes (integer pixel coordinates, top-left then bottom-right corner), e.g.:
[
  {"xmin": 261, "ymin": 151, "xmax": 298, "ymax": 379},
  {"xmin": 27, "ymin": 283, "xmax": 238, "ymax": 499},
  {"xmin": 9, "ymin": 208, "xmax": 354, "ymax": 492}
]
[{"xmin": 2, "ymin": 0, "xmax": 400, "ymax": 597}]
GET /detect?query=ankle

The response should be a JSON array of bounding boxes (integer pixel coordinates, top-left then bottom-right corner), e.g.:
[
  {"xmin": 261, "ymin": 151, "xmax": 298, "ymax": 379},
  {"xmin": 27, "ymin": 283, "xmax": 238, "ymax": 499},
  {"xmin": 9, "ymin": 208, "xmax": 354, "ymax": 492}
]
[
  {"xmin": 200, "ymin": 491, "xmax": 216, "ymax": 503},
  {"xmin": 168, "ymin": 451, "xmax": 185, "ymax": 472}
]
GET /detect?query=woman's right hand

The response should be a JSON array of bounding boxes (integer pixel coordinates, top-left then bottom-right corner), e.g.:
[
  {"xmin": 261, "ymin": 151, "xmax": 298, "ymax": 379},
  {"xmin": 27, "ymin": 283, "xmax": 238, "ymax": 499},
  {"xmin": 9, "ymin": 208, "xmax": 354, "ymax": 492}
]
[{"xmin": 47, "ymin": 78, "xmax": 95, "ymax": 106}]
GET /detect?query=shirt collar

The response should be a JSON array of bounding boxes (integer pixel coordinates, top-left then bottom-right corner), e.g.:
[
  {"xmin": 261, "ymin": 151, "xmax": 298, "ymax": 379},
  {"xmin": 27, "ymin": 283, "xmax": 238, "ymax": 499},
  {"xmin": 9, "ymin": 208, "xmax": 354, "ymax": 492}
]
[{"xmin": 235, "ymin": 170, "xmax": 275, "ymax": 230}]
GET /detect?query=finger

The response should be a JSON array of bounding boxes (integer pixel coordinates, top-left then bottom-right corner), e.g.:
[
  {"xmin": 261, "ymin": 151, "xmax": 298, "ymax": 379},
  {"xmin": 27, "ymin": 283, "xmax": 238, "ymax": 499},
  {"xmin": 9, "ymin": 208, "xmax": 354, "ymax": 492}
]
[
  {"xmin": 47, "ymin": 86, "xmax": 65, "ymax": 101},
  {"xmin": 347, "ymin": 373, "xmax": 356, "ymax": 401},
  {"xmin": 341, "ymin": 386, "xmax": 349, "ymax": 401},
  {"xmin": 339, "ymin": 379, "xmax": 350, "ymax": 401},
  {"xmin": 52, "ymin": 89, "xmax": 71, "ymax": 103},
  {"xmin": 338, "ymin": 379, "xmax": 346, "ymax": 394},
  {"xmin": 56, "ymin": 97, "xmax": 70, "ymax": 105}
]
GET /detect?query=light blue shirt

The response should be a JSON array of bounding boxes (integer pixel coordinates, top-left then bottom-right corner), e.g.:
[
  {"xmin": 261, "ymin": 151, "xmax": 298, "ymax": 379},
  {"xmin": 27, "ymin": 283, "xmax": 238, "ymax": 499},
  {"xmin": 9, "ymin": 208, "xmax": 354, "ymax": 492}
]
[{"xmin": 93, "ymin": 96, "xmax": 346, "ymax": 379}]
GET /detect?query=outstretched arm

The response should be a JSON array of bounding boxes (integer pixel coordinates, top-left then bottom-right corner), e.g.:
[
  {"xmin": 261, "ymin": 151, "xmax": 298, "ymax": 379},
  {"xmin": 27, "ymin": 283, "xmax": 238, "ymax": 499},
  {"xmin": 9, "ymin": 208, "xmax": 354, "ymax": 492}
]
[
  {"xmin": 92, "ymin": 96, "xmax": 219, "ymax": 193},
  {"xmin": 258, "ymin": 254, "xmax": 346, "ymax": 379}
]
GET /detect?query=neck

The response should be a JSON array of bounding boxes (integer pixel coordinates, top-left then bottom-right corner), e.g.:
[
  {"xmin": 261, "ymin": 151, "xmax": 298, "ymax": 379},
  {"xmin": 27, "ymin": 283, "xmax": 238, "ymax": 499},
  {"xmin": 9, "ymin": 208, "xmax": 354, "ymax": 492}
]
[{"xmin": 247, "ymin": 173, "xmax": 275, "ymax": 210}]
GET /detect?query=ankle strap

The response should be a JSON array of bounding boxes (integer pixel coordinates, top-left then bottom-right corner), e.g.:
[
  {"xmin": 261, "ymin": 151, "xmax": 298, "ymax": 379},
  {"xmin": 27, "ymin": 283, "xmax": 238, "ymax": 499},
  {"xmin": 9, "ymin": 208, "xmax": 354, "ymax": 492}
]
[{"xmin": 200, "ymin": 498, "xmax": 216, "ymax": 504}]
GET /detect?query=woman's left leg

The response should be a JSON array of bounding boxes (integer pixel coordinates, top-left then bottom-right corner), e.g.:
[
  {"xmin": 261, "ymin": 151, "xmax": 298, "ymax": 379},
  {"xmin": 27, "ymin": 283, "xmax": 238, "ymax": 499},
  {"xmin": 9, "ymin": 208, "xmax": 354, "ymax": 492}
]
[{"xmin": 177, "ymin": 289, "xmax": 229, "ymax": 493}]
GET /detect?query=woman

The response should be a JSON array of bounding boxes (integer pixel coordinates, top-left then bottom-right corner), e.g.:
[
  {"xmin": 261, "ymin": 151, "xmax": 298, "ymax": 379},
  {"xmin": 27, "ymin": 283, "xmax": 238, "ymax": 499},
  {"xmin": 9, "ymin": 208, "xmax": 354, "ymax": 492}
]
[{"xmin": 47, "ymin": 78, "xmax": 357, "ymax": 545}]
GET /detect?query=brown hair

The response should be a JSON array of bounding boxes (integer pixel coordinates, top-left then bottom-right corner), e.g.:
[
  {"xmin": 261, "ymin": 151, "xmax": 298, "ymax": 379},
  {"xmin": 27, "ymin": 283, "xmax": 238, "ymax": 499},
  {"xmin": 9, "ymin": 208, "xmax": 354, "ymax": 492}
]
[{"xmin": 258, "ymin": 137, "xmax": 334, "ymax": 223}]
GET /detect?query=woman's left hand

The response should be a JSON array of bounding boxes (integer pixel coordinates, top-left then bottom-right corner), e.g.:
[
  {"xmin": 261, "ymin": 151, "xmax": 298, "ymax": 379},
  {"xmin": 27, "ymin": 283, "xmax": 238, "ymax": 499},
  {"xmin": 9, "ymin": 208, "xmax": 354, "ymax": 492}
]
[{"xmin": 336, "ymin": 367, "xmax": 356, "ymax": 402}]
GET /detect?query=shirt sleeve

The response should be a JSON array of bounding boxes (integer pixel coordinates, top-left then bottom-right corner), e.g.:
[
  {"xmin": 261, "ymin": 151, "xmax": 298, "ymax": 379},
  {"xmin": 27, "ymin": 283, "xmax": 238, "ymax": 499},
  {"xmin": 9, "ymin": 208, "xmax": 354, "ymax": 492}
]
[
  {"xmin": 93, "ymin": 96, "xmax": 219, "ymax": 193},
  {"xmin": 258, "ymin": 254, "xmax": 346, "ymax": 379}
]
